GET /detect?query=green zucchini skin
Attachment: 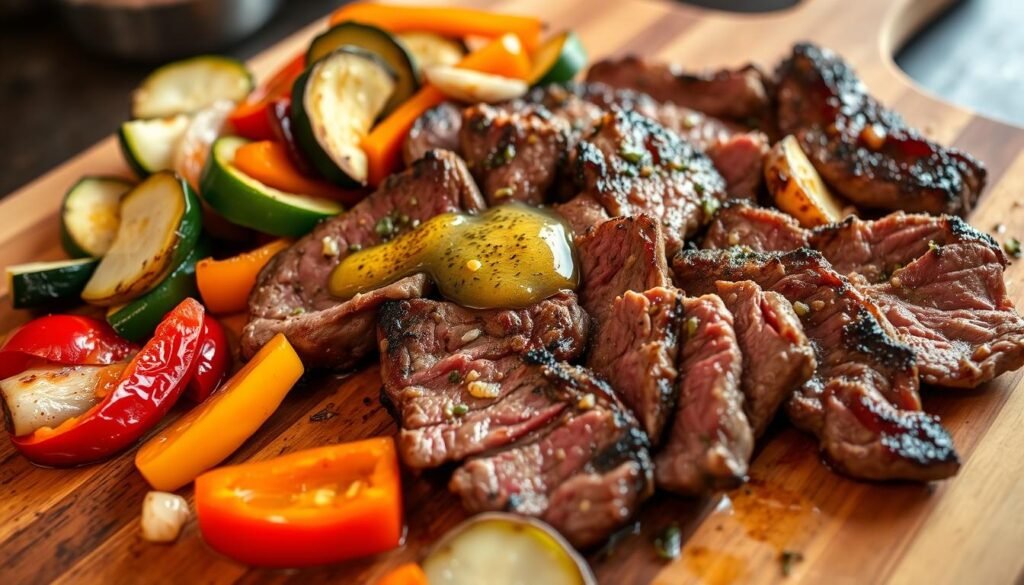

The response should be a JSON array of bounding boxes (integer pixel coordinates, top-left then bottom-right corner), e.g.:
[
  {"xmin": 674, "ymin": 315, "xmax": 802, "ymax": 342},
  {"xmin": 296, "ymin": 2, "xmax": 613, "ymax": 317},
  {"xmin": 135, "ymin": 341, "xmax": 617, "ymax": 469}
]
[
  {"xmin": 60, "ymin": 176, "xmax": 134, "ymax": 259},
  {"xmin": 530, "ymin": 31, "xmax": 588, "ymax": 86},
  {"xmin": 8, "ymin": 259, "xmax": 100, "ymax": 310}
]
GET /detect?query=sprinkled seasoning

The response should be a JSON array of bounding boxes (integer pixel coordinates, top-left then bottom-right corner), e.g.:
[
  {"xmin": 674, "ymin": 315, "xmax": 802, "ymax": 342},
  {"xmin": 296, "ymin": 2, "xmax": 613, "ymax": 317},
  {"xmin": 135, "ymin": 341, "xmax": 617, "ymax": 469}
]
[
  {"xmin": 686, "ymin": 316, "xmax": 699, "ymax": 337},
  {"xmin": 374, "ymin": 216, "xmax": 395, "ymax": 239},
  {"xmin": 448, "ymin": 371, "xmax": 461, "ymax": 384},
  {"xmin": 654, "ymin": 523, "xmax": 682, "ymax": 560},
  {"xmin": 328, "ymin": 203, "xmax": 578, "ymax": 309},
  {"xmin": 1004, "ymin": 237, "xmax": 1022, "ymax": 258},
  {"xmin": 619, "ymin": 146, "xmax": 645, "ymax": 164},
  {"xmin": 701, "ymin": 196, "xmax": 721, "ymax": 219},
  {"xmin": 451, "ymin": 403, "xmax": 469, "ymax": 417},
  {"xmin": 793, "ymin": 301, "xmax": 811, "ymax": 317}
]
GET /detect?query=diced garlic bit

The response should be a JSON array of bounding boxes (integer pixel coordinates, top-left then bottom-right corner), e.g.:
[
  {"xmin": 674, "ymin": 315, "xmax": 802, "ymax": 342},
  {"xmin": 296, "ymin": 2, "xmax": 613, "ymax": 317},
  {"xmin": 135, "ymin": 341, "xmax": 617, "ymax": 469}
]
[
  {"xmin": 468, "ymin": 381, "xmax": 501, "ymax": 399},
  {"xmin": 577, "ymin": 393, "xmax": 596, "ymax": 410},
  {"xmin": 461, "ymin": 329, "xmax": 482, "ymax": 343},
  {"xmin": 792, "ymin": 301, "xmax": 810, "ymax": 317},
  {"xmin": 321, "ymin": 236, "xmax": 340, "ymax": 257},
  {"xmin": 313, "ymin": 487, "xmax": 336, "ymax": 506},
  {"xmin": 465, "ymin": 369, "xmax": 480, "ymax": 382},
  {"xmin": 465, "ymin": 259, "xmax": 482, "ymax": 272},
  {"xmin": 141, "ymin": 491, "xmax": 189, "ymax": 543}
]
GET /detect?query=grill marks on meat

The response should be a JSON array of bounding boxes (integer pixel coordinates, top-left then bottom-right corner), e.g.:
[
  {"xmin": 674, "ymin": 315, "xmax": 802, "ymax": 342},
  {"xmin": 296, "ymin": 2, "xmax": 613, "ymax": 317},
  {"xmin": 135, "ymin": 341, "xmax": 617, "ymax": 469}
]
[
  {"xmin": 576, "ymin": 216, "xmax": 682, "ymax": 441},
  {"xmin": 674, "ymin": 248, "xmax": 960, "ymax": 480},
  {"xmin": 450, "ymin": 349, "xmax": 653, "ymax": 548},
  {"xmin": 403, "ymin": 102, "xmax": 463, "ymax": 166},
  {"xmin": 242, "ymin": 150, "xmax": 485, "ymax": 369},
  {"xmin": 715, "ymin": 280, "xmax": 816, "ymax": 437},
  {"xmin": 702, "ymin": 201, "xmax": 810, "ymax": 252},
  {"xmin": 776, "ymin": 43, "xmax": 986, "ymax": 216},
  {"xmin": 571, "ymin": 109, "xmax": 727, "ymax": 254},
  {"xmin": 587, "ymin": 56, "xmax": 774, "ymax": 130},
  {"xmin": 656, "ymin": 294, "xmax": 752, "ymax": 493},
  {"xmin": 377, "ymin": 293, "xmax": 589, "ymax": 468},
  {"xmin": 460, "ymin": 103, "xmax": 570, "ymax": 205}
]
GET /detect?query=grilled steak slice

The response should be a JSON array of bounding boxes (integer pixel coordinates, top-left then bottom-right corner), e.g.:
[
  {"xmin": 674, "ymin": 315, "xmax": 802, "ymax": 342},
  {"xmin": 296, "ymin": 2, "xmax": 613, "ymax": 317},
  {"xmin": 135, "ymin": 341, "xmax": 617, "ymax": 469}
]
[
  {"xmin": 403, "ymin": 102, "xmax": 463, "ymax": 165},
  {"xmin": 242, "ymin": 150, "xmax": 485, "ymax": 368},
  {"xmin": 572, "ymin": 109, "xmax": 727, "ymax": 254},
  {"xmin": 704, "ymin": 133, "xmax": 769, "ymax": 200},
  {"xmin": 715, "ymin": 280, "xmax": 816, "ymax": 437},
  {"xmin": 554, "ymin": 194, "xmax": 610, "ymax": 236},
  {"xmin": 702, "ymin": 201, "xmax": 810, "ymax": 252},
  {"xmin": 656, "ymin": 294, "xmax": 752, "ymax": 493},
  {"xmin": 776, "ymin": 43, "xmax": 986, "ymax": 216},
  {"xmin": 459, "ymin": 103, "xmax": 571, "ymax": 205},
  {"xmin": 377, "ymin": 293, "xmax": 590, "ymax": 468},
  {"xmin": 587, "ymin": 56, "xmax": 774, "ymax": 129},
  {"xmin": 575, "ymin": 215, "xmax": 681, "ymax": 440},
  {"xmin": 450, "ymin": 350, "xmax": 653, "ymax": 548},
  {"xmin": 674, "ymin": 248, "xmax": 960, "ymax": 480},
  {"xmin": 810, "ymin": 213, "xmax": 1003, "ymax": 282}
]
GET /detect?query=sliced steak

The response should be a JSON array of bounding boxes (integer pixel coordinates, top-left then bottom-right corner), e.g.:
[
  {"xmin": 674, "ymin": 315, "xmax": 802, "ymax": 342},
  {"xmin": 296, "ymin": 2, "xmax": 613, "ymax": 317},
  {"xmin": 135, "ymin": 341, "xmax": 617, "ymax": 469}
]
[
  {"xmin": 674, "ymin": 248, "xmax": 960, "ymax": 481},
  {"xmin": 450, "ymin": 349, "xmax": 653, "ymax": 548},
  {"xmin": 377, "ymin": 293, "xmax": 589, "ymax": 468},
  {"xmin": 459, "ymin": 102, "xmax": 570, "ymax": 205},
  {"xmin": 715, "ymin": 280, "xmax": 816, "ymax": 437},
  {"xmin": 656, "ymin": 294, "xmax": 752, "ymax": 493},
  {"xmin": 587, "ymin": 56, "xmax": 774, "ymax": 129},
  {"xmin": 571, "ymin": 109, "xmax": 727, "ymax": 254},
  {"xmin": 553, "ymin": 194, "xmax": 610, "ymax": 236},
  {"xmin": 403, "ymin": 102, "xmax": 463, "ymax": 165},
  {"xmin": 704, "ymin": 133, "xmax": 770, "ymax": 199},
  {"xmin": 702, "ymin": 201, "xmax": 810, "ymax": 252},
  {"xmin": 242, "ymin": 150, "xmax": 485, "ymax": 369},
  {"xmin": 810, "ymin": 212, "xmax": 1002, "ymax": 282},
  {"xmin": 776, "ymin": 43, "xmax": 986, "ymax": 216}
]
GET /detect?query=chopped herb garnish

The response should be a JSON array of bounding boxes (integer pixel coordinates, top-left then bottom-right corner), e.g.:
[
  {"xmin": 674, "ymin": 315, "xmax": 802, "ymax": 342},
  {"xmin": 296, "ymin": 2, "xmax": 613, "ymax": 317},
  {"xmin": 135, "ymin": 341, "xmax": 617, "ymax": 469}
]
[
  {"xmin": 486, "ymin": 143, "xmax": 516, "ymax": 168},
  {"xmin": 619, "ymin": 147, "xmax": 645, "ymax": 164},
  {"xmin": 793, "ymin": 301, "xmax": 810, "ymax": 317},
  {"xmin": 1004, "ymin": 237, "xmax": 1022, "ymax": 258},
  {"xmin": 653, "ymin": 523, "xmax": 682, "ymax": 560},
  {"xmin": 290, "ymin": 307, "xmax": 305, "ymax": 316},
  {"xmin": 448, "ymin": 371, "xmax": 461, "ymax": 384},
  {"xmin": 451, "ymin": 403, "xmax": 469, "ymax": 417},
  {"xmin": 686, "ymin": 316, "xmax": 699, "ymax": 337},
  {"xmin": 375, "ymin": 216, "xmax": 395, "ymax": 238},
  {"xmin": 669, "ymin": 158, "xmax": 689, "ymax": 172},
  {"xmin": 701, "ymin": 196, "xmax": 721, "ymax": 219},
  {"xmin": 928, "ymin": 240, "xmax": 939, "ymax": 252},
  {"xmin": 348, "ymin": 243, "xmax": 363, "ymax": 252},
  {"xmin": 779, "ymin": 550, "xmax": 804, "ymax": 576}
]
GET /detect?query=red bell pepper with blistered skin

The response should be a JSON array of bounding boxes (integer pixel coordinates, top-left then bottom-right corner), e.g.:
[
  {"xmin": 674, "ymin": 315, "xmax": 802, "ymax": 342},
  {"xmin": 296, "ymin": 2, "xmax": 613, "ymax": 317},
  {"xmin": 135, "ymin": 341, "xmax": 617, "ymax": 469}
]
[
  {"xmin": 0, "ymin": 315, "xmax": 136, "ymax": 379},
  {"xmin": 185, "ymin": 315, "xmax": 231, "ymax": 403},
  {"xmin": 229, "ymin": 54, "xmax": 305, "ymax": 141},
  {"xmin": 11, "ymin": 299, "xmax": 205, "ymax": 466},
  {"xmin": 195, "ymin": 438, "xmax": 404, "ymax": 567}
]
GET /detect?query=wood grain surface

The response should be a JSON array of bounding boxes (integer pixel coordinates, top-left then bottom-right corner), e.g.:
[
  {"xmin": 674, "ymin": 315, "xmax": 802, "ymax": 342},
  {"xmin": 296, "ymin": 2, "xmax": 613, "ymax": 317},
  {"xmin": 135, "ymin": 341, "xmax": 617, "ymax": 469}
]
[{"xmin": 2, "ymin": 0, "xmax": 1024, "ymax": 583}]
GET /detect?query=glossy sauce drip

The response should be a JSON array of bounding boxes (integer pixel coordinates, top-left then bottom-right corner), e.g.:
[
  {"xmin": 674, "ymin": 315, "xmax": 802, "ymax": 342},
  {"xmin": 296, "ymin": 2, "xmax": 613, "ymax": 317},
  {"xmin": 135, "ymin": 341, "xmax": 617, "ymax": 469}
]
[{"xmin": 329, "ymin": 203, "xmax": 577, "ymax": 309}]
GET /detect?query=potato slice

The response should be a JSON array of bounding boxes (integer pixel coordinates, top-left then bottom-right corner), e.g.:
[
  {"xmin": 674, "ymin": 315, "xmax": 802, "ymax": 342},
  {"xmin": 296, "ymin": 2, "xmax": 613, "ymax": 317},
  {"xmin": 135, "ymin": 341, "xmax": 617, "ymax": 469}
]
[{"xmin": 764, "ymin": 135, "xmax": 846, "ymax": 227}]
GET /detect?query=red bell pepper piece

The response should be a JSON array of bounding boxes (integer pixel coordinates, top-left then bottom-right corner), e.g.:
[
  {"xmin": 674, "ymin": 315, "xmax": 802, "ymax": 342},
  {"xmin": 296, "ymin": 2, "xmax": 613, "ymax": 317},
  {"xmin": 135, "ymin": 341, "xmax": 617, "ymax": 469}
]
[
  {"xmin": 185, "ymin": 315, "xmax": 231, "ymax": 403},
  {"xmin": 267, "ymin": 98, "xmax": 318, "ymax": 179},
  {"xmin": 228, "ymin": 54, "xmax": 305, "ymax": 141},
  {"xmin": 0, "ymin": 315, "xmax": 136, "ymax": 380},
  {"xmin": 195, "ymin": 438, "xmax": 403, "ymax": 567},
  {"xmin": 11, "ymin": 299, "xmax": 206, "ymax": 466}
]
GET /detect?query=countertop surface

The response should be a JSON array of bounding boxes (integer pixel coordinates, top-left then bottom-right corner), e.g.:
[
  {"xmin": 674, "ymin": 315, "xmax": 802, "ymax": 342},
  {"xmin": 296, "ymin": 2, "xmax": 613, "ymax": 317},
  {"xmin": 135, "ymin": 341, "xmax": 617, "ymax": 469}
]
[{"xmin": 0, "ymin": 0, "xmax": 1021, "ymax": 197}]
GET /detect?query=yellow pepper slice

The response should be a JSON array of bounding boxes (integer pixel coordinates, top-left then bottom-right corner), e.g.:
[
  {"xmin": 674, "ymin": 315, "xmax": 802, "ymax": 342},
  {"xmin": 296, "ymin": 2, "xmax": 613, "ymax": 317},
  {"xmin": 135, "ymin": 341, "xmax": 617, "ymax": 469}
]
[{"xmin": 135, "ymin": 334, "xmax": 304, "ymax": 491}]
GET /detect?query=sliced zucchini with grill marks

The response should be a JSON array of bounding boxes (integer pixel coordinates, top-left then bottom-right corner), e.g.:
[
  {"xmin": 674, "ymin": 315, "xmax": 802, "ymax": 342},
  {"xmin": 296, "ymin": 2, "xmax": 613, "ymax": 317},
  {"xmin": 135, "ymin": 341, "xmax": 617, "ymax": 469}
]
[
  {"xmin": 61, "ymin": 176, "xmax": 134, "ymax": 258},
  {"xmin": 291, "ymin": 48, "xmax": 397, "ymax": 187},
  {"xmin": 132, "ymin": 55, "xmax": 253, "ymax": 119},
  {"xmin": 396, "ymin": 32, "xmax": 466, "ymax": 69},
  {"xmin": 7, "ymin": 258, "xmax": 99, "ymax": 309},
  {"xmin": 306, "ymin": 22, "xmax": 416, "ymax": 116},
  {"xmin": 82, "ymin": 172, "xmax": 202, "ymax": 306},
  {"xmin": 119, "ymin": 115, "xmax": 190, "ymax": 178}
]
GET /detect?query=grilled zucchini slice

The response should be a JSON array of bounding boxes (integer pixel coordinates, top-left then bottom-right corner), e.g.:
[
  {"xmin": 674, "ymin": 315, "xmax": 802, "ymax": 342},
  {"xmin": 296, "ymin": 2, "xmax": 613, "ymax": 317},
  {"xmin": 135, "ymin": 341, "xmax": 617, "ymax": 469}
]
[
  {"xmin": 119, "ymin": 115, "xmax": 190, "ymax": 178},
  {"xmin": 61, "ymin": 176, "xmax": 134, "ymax": 258},
  {"xmin": 396, "ymin": 32, "xmax": 466, "ymax": 69},
  {"xmin": 7, "ymin": 258, "xmax": 99, "ymax": 309},
  {"xmin": 132, "ymin": 55, "xmax": 253, "ymax": 119}
]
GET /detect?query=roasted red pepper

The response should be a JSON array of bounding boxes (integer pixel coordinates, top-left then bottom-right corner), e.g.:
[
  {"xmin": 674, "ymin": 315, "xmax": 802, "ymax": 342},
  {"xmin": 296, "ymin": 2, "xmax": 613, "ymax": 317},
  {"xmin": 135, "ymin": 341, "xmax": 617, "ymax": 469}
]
[
  {"xmin": 229, "ymin": 54, "xmax": 305, "ymax": 141},
  {"xmin": 184, "ymin": 315, "xmax": 231, "ymax": 403},
  {"xmin": 0, "ymin": 315, "xmax": 136, "ymax": 379},
  {"xmin": 11, "ymin": 299, "xmax": 205, "ymax": 466},
  {"xmin": 195, "ymin": 438, "xmax": 403, "ymax": 567}
]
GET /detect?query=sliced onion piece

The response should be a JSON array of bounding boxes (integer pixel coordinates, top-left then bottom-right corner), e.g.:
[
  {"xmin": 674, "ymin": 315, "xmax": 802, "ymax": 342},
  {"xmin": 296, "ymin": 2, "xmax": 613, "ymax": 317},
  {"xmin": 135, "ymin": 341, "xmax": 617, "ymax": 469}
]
[
  {"xmin": 423, "ymin": 513, "xmax": 596, "ymax": 585},
  {"xmin": 174, "ymin": 99, "xmax": 235, "ymax": 191},
  {"xmin": 425, "ymin": 66, "xmax": 528, "ymax": 104},
  {"xmin": 0, "ymin": 362, "xmax": 126, "ymax": 436}
]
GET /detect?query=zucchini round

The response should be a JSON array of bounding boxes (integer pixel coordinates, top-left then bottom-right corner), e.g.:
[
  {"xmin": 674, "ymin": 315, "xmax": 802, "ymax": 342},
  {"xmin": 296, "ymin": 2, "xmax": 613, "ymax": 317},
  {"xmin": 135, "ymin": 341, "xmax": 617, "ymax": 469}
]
[
  {"xmin": 396, "ymin": 32, "xmax": 466, "ymax": 70},
  {"xmin": 119, "ymin": 115, "xmax": 190, "ymax": 178},
  {"xmin": 107, "ymin": 240, "xmax": 209, "ymax": 342},
  {"xmin": 200, "ymin": 136, "xmax": 343, "ymax": 237},
  {"xmin": 132, "ymin": 55, "xmax": 253, "ymax": 119},
  {"xmin": 61, "ymin": 176, "xmax": 134, "ymax": 258},
  {"xmin": 7, "ymin": 258, "xmax": 99, "ymax": 309},
  {"xmin": 82, "ymin": 172, "xmax": 202, "ymax": 306},
  {"xmin": 307, "ymin": 21, "xmax": 416, "ymax": 116},
  {"xmin": 529, "ymin": 31, "xmax": 588, "ymax": 85},
  {"xmin": 291, "ymin": 47, "xmax": 397, "ymax": 187}
]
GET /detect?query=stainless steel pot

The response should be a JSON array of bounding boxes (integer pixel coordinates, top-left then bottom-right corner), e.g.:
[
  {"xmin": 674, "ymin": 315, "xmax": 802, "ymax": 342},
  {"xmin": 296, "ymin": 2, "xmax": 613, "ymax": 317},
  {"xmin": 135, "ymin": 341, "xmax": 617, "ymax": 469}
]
[{"xmin": 57, "ymin": 0, "xmax": 282, "ymax": 61}]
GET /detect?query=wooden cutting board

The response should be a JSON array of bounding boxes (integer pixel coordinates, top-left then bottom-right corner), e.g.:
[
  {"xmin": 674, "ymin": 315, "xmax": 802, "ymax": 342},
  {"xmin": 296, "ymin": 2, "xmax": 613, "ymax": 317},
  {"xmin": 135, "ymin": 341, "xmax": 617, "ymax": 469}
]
[{"xmin": 3, "ymin": 0, "xmax": 1024, "ymax": 583}]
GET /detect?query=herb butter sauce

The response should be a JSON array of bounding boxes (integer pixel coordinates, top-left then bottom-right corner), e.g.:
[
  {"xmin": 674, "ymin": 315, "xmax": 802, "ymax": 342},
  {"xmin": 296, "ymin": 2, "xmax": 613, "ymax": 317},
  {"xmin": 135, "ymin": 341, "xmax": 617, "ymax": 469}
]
[{"xmin": 329, "ymin": 203, "xmax": 577, "ymax": 308}]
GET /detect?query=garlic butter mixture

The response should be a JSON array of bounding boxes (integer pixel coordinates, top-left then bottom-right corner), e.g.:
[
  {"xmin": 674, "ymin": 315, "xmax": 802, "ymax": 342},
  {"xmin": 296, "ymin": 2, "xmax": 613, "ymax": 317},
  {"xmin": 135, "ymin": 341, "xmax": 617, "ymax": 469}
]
[{"xmin": 329, "ymin": 202, "xmax": 577, "ymax": 308}]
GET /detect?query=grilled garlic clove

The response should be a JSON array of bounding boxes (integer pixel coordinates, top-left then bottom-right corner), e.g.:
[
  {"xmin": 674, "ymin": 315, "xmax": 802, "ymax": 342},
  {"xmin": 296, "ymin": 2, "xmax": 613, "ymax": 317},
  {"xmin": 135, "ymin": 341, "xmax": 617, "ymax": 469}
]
[{"xmin": 141, "ymin": 491, "xmax": 190, "ymax": 543}]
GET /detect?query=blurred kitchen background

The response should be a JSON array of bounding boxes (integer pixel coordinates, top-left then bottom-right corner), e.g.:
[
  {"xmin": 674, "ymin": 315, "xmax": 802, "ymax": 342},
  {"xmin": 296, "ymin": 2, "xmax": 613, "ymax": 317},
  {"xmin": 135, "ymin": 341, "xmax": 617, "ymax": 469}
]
[{"xmin": 0, "ymin": 0, "xmax": 1021, "ymax": 196}]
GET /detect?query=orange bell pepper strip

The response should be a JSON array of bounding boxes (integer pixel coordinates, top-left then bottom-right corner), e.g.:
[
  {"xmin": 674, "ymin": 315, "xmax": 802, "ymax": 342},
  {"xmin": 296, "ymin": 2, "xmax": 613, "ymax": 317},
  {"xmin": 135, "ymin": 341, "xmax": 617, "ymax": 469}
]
[
  {"xmin": 229, "ymin": 53, "xmax": 305, "ymax": 141},
  {"xmin": 376, "ymin": 563, "xmax": 429, "ymax": 585},
  {"xmin": 233, "ymin": 140, "xmax": 361, "ymax": 202},
  {"xmin": 329, "ymin": 4, "xmax": 543, "ymax": 51},
  {"xmin": 135, "ymin": 333, "xmax": 303, "ymax": 491},
  {"xmin": 195, "ymin": 239, "xmax": 292, "ymax": 314},
  {"xmin": 363, "ymin": 34, "xmax": 532, "ymax": 186},
  {"xmin": 195, "ymin": 437, "xmax": 403, "ymax": 568}
]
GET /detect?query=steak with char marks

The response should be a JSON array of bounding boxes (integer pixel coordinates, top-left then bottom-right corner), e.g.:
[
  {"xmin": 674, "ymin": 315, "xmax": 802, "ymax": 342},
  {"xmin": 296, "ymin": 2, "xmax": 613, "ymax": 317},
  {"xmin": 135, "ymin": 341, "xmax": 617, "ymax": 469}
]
[
  {"xmin": 242, "ymin": 150, "xmax": 485, "ymax": 368},
  {"xmin": 702, "ymin": 201, "xmax": 810, "ymax": 252},
  {"xmin": 776, "ymin": 43, "xmax": 986, "ymax": 216},
  {"xmin": 377, "ymin": 293, "xmax": 589, "ymax": 468},
  {"xmin": 450, "ymin": 349, "xmax": 653, "ymax": 549},
  {"xmin": 403, "ymin": 102, "xmax": 463, "ymax": 165},
  {"xmin": 674, "ymin": 248, "xmax": 960, "ymax": 481}
]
